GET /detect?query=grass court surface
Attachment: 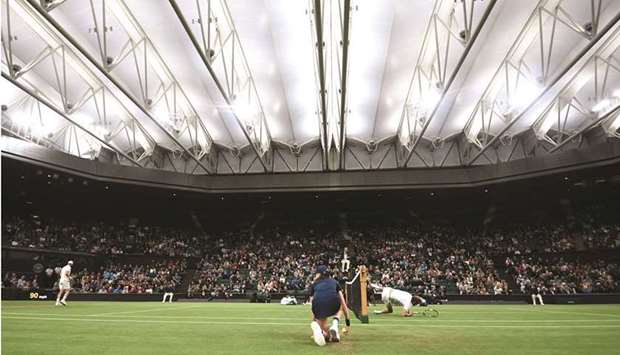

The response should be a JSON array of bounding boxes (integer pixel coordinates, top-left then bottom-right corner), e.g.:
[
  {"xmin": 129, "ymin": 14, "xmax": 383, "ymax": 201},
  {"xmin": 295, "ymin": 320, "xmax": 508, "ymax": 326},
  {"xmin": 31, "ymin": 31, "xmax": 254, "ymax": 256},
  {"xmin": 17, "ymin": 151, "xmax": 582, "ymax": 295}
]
[{"xmin": 2, "ymin": 301, "xmax": 620, "ymax": 354}]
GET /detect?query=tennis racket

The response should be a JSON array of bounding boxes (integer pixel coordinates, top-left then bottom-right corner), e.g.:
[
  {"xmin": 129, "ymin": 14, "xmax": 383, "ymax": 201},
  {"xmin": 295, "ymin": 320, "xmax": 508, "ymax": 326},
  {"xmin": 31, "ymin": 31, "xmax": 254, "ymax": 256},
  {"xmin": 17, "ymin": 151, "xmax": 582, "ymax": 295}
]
[
  {"xmin": 342, "ymin": 310, "xmax": 351, "ymax": 335},
  {"xmin": 422, "ymin": 308, "xmax": 439, "ymax": 318}
]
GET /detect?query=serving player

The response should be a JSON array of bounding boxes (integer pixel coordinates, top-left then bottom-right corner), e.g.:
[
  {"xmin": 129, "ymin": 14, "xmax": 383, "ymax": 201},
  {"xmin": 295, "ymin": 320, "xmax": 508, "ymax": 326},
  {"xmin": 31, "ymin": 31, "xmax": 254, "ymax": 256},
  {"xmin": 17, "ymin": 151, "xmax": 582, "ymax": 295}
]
[
  {"xmin": 55, "ymin": 260, "xmax": 73, "ymax": 306},
  {"xmin": 308, "ymin": 265, "xmax": 351, "ymax": 346},
  {"xmin": 370, "ymin": 282, "xmax": 426, "ymax": 317}
]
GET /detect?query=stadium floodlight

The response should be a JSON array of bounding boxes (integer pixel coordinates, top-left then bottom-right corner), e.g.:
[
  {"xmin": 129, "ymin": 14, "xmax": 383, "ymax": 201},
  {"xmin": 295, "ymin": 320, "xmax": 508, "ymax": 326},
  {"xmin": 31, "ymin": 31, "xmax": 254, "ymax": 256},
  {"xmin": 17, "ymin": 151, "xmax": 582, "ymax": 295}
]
[
  {"xmin": 87, "ymin": 123, "xmax": 110, "ymax": 139},
  {"xmin": 18, "ymin": 114, "xmax": 55, "ymax": 139},
  {"xmin": 1, "ymin": 93, "xmax": 57, "ymax": 139},
  {"xmin": 419, "ymin": 87, "xmax": 442, "ymax": 113},
  {"xmin": 465, "ymin": 75, "xmax": 543, "ymax": 143},
  {"xmin": 29, "ymin": 124, "xmax": 54, "ymax": 139},
  {"xmin": 232, "ymin": 100, "xmax": 256, "ymax": 125},
  {"xmin": 507, "ymin": 79, "xmax": 542, "ymax": 114},
  {"xmin": 152, "ymin": 103, "xmax": 185, "ymax": 133},
  {"xmin": 67, "ymin": 113, "xmax": 109, "ymax": 153},
  {"xmin": 65, "ymin": 127, "xmax": 102, "ymax": 158}
]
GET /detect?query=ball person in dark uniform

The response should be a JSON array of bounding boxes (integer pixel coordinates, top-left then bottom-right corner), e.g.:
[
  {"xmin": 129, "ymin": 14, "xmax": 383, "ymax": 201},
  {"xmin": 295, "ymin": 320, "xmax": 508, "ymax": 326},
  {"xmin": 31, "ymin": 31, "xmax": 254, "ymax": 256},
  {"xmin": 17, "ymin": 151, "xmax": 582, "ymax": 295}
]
[{"xmin": 308, "ymin": 265, "xmax": 350, "ymax": 346}]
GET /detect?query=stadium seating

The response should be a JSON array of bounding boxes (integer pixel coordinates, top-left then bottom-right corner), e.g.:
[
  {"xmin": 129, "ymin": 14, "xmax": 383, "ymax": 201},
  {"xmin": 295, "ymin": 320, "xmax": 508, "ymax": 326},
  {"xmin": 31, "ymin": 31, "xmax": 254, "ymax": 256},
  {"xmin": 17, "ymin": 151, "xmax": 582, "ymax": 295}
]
[{"xmin": 4, "ymin": 208, "xmax": 617, "ymax": 297}]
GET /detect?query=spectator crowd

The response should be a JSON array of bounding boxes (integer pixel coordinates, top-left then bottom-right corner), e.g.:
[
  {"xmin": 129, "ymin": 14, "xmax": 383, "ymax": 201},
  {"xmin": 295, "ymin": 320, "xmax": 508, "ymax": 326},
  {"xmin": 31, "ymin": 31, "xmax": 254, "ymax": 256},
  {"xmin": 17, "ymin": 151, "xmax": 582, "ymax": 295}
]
[
  {"xmin": 505, "ymin": 255, "xmax": 618, "ymax": 295},
  {"xmin": 3, "ymin": 216, "xmax": 205, "ymax": 257},
  {"xmin": 74, "ymin": 260, "xmax": 186, "ymax": 294},
  {"xmin": 3, "ymin": 212, "xmax": 619, "ymax": 297},
  {"xmin": 3, "ymin": 260, "xmax": 186, "ymax": 294},
  {"xmin": 187, "ymin": 218, "xmax": 619, "ymax": 298}
]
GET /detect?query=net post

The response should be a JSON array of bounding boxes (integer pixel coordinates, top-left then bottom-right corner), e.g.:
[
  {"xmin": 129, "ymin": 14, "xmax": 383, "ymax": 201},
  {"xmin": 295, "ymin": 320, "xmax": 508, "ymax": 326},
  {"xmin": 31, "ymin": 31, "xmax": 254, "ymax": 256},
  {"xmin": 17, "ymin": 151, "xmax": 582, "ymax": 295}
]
[{"xmin": 359, "ymin": 265, "xmax": 369, "ymax": 323}]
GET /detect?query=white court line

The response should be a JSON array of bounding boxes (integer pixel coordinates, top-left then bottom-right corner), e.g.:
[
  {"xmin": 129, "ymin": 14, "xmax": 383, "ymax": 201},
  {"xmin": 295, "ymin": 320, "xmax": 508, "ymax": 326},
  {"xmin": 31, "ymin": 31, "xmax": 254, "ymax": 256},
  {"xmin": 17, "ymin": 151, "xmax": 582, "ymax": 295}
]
[
  {"xmin": 3, "ymin": 312, "xmax": 620, "ymax": 323},
  {"xmin": 505, "ymin": 307, "xmax": 620, "ymax": 319},
  {"xmin": 4, "ymin": 316, "xmax": 620, "ymax": 328},
  {"xmin": 539, "ymin": 309, "xmax": 620, "ymax": 319},
  {"xmin": 87, "ymin": 304, "xmax": 206, "ymax": 317}
]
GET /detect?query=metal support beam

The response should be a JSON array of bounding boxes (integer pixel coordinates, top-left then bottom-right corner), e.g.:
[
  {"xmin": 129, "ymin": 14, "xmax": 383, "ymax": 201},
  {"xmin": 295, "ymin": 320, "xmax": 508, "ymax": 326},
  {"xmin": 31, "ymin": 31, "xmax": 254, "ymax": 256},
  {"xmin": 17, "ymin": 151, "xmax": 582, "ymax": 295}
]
[
  {"xmin": 532, "ymin": 44, "xmax": 620, "ymax": 148},
  {"xmin": 3, "ymin": 72, "xmax": 143, "ymax": 167},
  {"xmin": 3, "ymin": 0, "xmax": 158, "ymax": 164},
  {"xmin": 25, "ymin": 0, "xmax": 214, "ymax": 174},
  {"xmin": 467, "ymin": 6, "xmax": 620, "ymax": 165},
  {"xmin": 399, "ymin": 0, "xmax": 498, "ymax": 167},
  {"xmin": 312, "ymin": 0, "xmax": 330, "ymax": 170},
  {"xmin": 302, "ymin": 146, "xmax": 321, "ymax": 172},
  {"xmin": 338, "ymin": 0, "xmax": 351, "ymax": 170},
  {"xmin": 168, "ymin": 0, "xmax": 270, "ymax": 172},
  {"xmin": 549, "ymin": 105, "xmax": 620, "ymax": 153},
  {"xmin": 5, "ymin": 135, "xmax": 619, "ymax": 192}
]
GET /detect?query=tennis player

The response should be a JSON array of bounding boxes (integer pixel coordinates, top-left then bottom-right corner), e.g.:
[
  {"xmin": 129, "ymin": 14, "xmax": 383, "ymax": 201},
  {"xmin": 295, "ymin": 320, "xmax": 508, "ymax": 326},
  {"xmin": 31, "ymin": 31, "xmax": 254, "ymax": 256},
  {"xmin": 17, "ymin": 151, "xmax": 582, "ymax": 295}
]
[
  {"xmin": 308, "ymin": 265, "xmax": 350, "ymax": 346},
  {"xmin": 370, "ymin": 282, "xmax": 426, "ymax": 317},
  {"xmin": 55, "ymin": 260, "xmax": 73, "ymax": 306}
]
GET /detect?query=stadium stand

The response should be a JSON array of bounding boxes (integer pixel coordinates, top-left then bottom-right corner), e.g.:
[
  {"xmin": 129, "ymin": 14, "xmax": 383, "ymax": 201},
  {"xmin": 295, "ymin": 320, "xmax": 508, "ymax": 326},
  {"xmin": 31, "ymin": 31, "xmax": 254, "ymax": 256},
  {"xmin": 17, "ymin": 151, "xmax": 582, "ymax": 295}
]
[{"xmin": 3, "ymin": 207, "xmax": 618, "ymax": 298}]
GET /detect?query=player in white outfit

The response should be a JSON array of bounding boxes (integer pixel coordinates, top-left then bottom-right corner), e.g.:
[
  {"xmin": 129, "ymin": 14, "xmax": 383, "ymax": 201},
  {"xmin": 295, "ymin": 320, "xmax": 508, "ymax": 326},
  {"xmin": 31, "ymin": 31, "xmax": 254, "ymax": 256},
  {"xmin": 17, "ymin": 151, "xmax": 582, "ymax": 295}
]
[
  {"xmin": 370, "ymin": 283, "xmax": 427, "ymax": 317},
  {"xmin": 56, "ymin": 260, "xmax": 73, "ymax": 306}
]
